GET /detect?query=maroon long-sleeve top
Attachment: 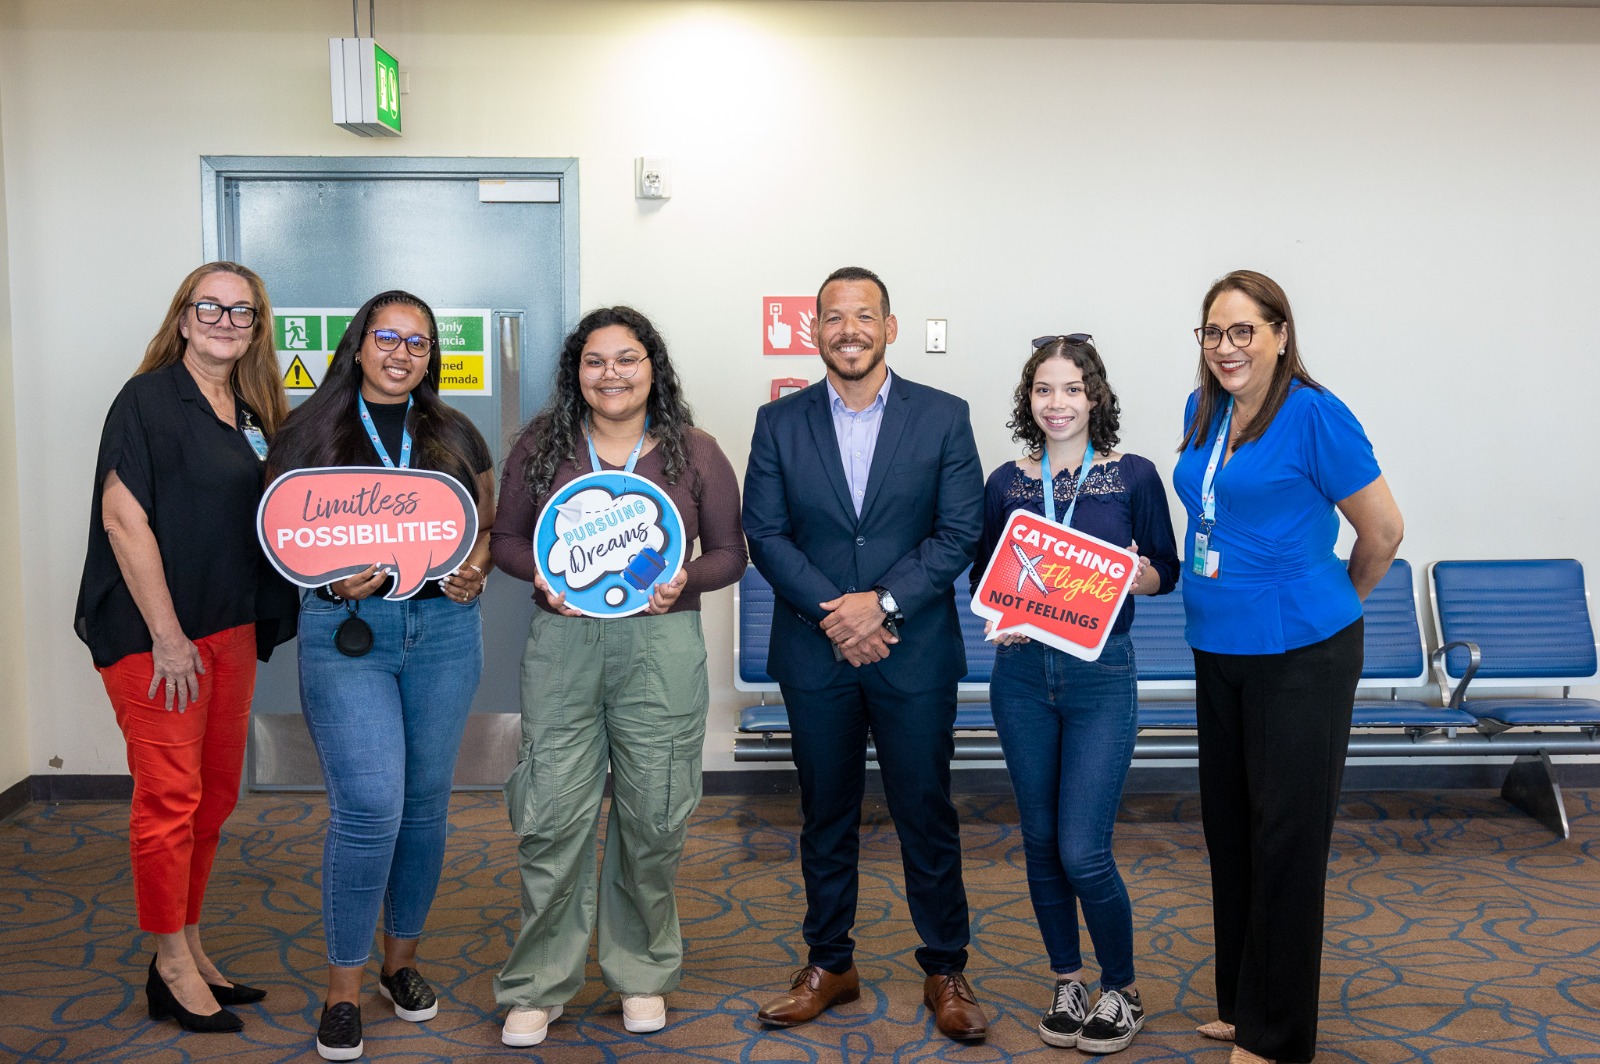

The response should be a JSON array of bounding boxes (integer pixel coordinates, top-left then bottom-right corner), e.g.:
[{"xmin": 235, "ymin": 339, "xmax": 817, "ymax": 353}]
[{"xmin": 492, "ymin": 424, "xmax": 747, "ymax": 615}]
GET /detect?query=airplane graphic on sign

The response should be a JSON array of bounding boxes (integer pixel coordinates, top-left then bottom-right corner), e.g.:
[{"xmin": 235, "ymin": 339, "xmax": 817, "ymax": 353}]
[
  {"xmin": 763, "ymin": 296, "xmax": 817, "ymax": 356},
  {"xmin": 970, "ymin": 511, "xmax": 1139, "ymax": 661}
]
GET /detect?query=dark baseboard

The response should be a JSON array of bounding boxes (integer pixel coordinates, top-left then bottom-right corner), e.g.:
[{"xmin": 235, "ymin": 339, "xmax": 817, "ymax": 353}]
[
  {"xmin": 0, "ymin": 776, "xmax": 29, "ymax": 821},
  {"xmin": 3, "ymin": 762, "xmax": 1595, "ymax": 816},
  {"xmin": 26, "ymin": 774, "xmax": 134, "ymax": 804}
]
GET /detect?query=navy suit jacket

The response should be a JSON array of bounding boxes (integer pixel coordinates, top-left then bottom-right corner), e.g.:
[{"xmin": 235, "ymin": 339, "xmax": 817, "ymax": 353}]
[{"xmin": 743, "ymin": 372, "xmax": 984, "ymax": 693}]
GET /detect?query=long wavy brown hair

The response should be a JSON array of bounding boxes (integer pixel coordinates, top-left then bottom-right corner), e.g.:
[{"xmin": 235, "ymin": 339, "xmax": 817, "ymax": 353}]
[
  {"xmin": 1180, "ymin": 269, "xmax": 1322, "ymax": 452},
  {"xmin": 135, "ymin": 262, "xmax": 288, "ymax": 435}
]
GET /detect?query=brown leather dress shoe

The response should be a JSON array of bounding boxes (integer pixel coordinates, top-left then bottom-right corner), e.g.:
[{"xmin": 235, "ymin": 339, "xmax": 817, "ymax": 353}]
[
  {"xmin": 923, "ymin": 972, "xmax": 987, "ymax": 1041},
  {"xmin": 756, "ymin": 965, "xmax": 861, "ymax": 1027}
]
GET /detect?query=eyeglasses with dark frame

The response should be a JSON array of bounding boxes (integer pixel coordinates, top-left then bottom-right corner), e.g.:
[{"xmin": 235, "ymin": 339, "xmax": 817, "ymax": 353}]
[
  {"xmin": 189, "ymin": 301, "xmax": 257, "ymax": 328},
  {"xmin": 367, "ymin": 329, "xmax": 434, "ymax": 358},
  {"xmin": 1031, "ymin": 332, "xmax": 1094, "ymax": 350},
  {"xmin": 580, "ymin": 354, "xmax": 651, "ymax": 381},
  {"xmin": 1194, "ymin": 321, "xmax": 1282, "ymax": 351}
]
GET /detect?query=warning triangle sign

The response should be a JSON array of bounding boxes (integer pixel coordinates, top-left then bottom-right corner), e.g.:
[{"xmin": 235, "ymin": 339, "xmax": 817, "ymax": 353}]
[{"xmin": 283, "ymin": 355, "xmax": 316, "ymax": 390}]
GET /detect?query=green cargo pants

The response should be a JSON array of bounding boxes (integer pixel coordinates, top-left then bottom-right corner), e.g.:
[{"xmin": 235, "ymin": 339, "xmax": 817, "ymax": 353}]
[{"xmin": 495, "ymin": 609, "xmax": 709, "ymax": 1006}]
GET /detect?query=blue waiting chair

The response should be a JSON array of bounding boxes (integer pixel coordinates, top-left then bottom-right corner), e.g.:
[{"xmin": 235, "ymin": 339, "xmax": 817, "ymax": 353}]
[{"xmin": 1429, "ymin": 559, "xmax": 1600, "ymax": 838}]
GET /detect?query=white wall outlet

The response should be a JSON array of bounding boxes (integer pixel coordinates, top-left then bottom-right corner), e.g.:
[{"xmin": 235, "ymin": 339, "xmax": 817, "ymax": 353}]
[
  {"xmin": 635, "ymin": 156, "xmax": 672, "ymax": 200},
  {"xmin": 926, "ymin": 318, "xmax": 947, "ymax": 353}
]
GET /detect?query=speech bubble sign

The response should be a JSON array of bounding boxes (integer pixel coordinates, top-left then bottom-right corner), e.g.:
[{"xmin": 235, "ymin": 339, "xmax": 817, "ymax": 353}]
[
  {"xmin": 534, "ymin": 470, "xmax": 686, "ymax": 618},
  {"xmin": 969, "ymin": 510, "xmax": 1138, "ymax": 660},
  {"xmin": 257, "ymin": 466, "xmax": 478, "ymax": 600}
]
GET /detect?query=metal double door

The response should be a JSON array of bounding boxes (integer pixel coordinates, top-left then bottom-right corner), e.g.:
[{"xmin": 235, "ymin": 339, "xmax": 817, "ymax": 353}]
[{"xmin": 201, "ymin": 156, "xmax": 579, "ymax": 787}]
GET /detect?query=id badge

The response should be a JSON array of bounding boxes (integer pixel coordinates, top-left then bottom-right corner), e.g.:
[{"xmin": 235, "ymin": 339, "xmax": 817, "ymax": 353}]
[
  {"xmin": 241, "ymin": 424, "xmax": 269, "ymax": 461},
  {"xmin": 1191, "ymin": 530, "xmax": 1210, "ymax": 576}
]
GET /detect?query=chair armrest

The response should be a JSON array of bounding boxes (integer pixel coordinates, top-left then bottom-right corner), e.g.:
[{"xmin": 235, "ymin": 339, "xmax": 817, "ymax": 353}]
[{"xmin": 1430, "ymin": 640, "xmax": 1481, "ymax": 709}]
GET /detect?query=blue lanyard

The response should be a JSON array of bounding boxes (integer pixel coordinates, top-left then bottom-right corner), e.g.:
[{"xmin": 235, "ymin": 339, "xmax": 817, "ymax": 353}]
[
  {"xmin": 586, "ymin": 415, "xmax": 650, "ymax": 473},
  {"xmin": 1039, "ymin": 440, "xmax": 1095, "ymax": 528},
  {"xmin": 358, "ymin": 395, "xmax": 412, "ymax": 469},
  {"xmin": 1198, "ymin": 399, "xmax": 1232, "ymax": 531}
]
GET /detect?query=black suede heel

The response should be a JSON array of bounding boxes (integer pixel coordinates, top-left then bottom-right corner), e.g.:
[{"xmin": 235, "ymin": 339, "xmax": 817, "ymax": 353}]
[{"xmin": 146, "ymin": 956, "xmax": 244, "ymax": 1033}]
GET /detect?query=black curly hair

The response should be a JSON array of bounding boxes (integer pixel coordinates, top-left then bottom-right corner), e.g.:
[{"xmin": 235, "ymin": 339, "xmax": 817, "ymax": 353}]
[
  {"xmin": 517, "ymin": 306, "xmax": 696, "ymax": 504},
  {"xmin": 1007, "ymin": 336, "xmax": 1121, "ymax": 456}
]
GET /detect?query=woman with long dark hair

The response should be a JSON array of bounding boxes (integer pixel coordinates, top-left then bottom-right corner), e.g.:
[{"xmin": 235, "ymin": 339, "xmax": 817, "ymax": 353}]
[
  {"xmin": 268, "ymin": 290, "xmax": 495, "ymax": 1061},
  {"xmin": 1175, "ymin": 271, "xmax": 1402, "ymax": 1064},
  {"xmin": 972, "ymin": 335, "xmax": 1179, "ymax": 1055},
  {"xmin": 75, "ymin": 261, "xmax": 295, "ymax": 1034},
  {"xmin": 490, "ymin": 306, "xmax": 746, "ymax": 1046}
]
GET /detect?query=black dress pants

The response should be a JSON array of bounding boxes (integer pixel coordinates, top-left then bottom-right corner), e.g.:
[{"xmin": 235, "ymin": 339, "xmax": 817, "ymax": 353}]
[
  {"xmin": 782, "ymin": 668, "xmax": 970, "ymax": 976},
  {"xmin": 1194, "ymin": 619, "xmax": 1363, "ymax": 1063}
]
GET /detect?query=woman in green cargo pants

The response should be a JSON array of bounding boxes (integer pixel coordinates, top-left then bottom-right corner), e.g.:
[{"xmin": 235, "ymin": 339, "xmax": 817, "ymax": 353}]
[{"xmin": 487, "ymin": 306, "xmax": 746, "ymax": 1046}]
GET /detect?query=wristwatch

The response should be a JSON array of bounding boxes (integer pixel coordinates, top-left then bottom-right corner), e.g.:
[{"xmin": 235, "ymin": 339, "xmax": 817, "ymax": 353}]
[{"xmin": 873, "ymin": 585, "xmax": 904, "ymax": 636}]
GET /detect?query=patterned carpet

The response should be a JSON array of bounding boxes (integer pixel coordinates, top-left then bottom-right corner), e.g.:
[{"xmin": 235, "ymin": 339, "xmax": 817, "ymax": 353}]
[{"xmin": 2, "ymin": 787, "xmax": 1598, "ymax": 1062}]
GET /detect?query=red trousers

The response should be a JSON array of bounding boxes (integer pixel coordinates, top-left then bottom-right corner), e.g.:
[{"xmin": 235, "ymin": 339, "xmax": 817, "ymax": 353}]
[{"xmin": 100, "ymin": 623, "xmax": 257, "ymax": 934}]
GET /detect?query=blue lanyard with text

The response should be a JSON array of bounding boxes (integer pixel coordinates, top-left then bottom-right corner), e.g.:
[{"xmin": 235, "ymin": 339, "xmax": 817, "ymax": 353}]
[
  {"xmin": 1040, "ymin": 441, "xmax": 1095, "ymax": 529},
  {"xmin": 358, "ymin": 394, "xmax": 412, "ymax": 469},
  {"xmin": 1198, "ymin": 399, "xmax": 1232, "ymax": 532},
  {"xmin": 586, "ymin": 415, "xmax": 650, "ymax": 474},
  {"xmin": 1193, "ymin": 399, "xmax": 1232, "ymax": 576}
]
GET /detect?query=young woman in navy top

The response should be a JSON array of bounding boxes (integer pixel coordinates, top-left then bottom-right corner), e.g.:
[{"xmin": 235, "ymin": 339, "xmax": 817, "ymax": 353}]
[
  {"xmin": 1173, "ymin": 271, "xmax": 1403, "ymax": 1064},
  {"xmin": 972, "ymin": 336, "xmax": 1179, "ymax": 1054}
]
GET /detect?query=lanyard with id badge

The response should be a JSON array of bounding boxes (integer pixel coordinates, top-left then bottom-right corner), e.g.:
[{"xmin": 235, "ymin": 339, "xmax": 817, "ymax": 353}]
[
  {"xmin": 1193, "ymin": 400, "xmax": 1231, "ymax": 580},
  {"xmin": 239, "ymin": 408, "xmax": 270, "ymax": 461},
  {"xmin": 330, "ymin": 395, "xmax": 417, "ymax": 656}
]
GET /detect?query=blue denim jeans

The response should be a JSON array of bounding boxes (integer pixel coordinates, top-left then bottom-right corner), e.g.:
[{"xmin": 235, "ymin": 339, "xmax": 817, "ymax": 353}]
[
  {"xmin": 298, "ymin": 591, "xmax": 482, "ymax": 967},
  {"xmin": 989, "ymin": 633, "xmax": 1138, "ymax": 990}
]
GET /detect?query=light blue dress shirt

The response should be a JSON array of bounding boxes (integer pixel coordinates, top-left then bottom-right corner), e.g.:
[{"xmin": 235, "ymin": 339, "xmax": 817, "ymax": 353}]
[{"xmin": 826, "ymin": 369, "xmax": 892, "ymax": 517}]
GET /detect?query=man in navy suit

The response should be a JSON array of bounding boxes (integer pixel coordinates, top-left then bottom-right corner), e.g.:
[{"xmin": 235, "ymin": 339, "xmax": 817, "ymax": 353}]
[{"xmin": 743, "ymin": 267, "xmax": 987, "ymax": 1040}]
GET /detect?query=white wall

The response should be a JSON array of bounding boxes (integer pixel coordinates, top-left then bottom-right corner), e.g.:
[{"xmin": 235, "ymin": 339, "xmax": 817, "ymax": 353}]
[
  {"xmin": 0, "ymin": 69, "xmax": 29, "ymax": 794},
  {"xmin": 3, "ymin": 0, "xmax": 1597, "ymax": 779}
]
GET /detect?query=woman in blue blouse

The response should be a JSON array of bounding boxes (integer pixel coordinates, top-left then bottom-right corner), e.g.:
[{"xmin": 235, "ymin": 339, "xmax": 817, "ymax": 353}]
[
  {"xmin": 973, "ymin": 335, "xmax": 1179, "ymax": 1055},
  {"xmin": 1174, "ymin": 271, "xmax": 1403, "ymax": 1064}
]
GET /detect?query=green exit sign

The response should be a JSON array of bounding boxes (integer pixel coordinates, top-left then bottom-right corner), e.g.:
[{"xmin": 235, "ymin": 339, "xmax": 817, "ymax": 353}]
[{"xmin": 330, "ymin": 37, "xmax": 402, "ymax": 138}]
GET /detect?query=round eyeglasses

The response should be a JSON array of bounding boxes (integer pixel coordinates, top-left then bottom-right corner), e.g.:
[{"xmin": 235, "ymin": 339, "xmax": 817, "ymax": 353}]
[
  {"xmin": 367, "ymin": 329, "xmax": 434, "ymax": 357},
  {"xmin": 580, "ymin": 354, "xmax": 650, "ymax": 381},
  {"xmin": 189, "ymin": 301, "xmax": 257, "ymax": 328},
  {"xmin": 1195, "ymin": 321, "xmax": 1281, "ymax": 350}
]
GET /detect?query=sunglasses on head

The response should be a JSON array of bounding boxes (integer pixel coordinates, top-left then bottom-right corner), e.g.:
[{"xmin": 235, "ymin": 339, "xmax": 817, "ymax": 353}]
[{"xmin": 1031, "ymin": 333, "xmax": 1094, "ymax": 350}]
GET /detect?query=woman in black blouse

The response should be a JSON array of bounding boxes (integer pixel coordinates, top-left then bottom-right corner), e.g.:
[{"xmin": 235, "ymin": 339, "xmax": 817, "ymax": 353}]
[{"xmin": 75, "ymin": 262, "xmax": 295, "ymax": 1033}]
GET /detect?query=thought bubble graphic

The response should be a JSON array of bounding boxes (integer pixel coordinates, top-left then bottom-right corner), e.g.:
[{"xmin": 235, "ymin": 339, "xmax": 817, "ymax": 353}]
[
  {"xmin": 257, "ymin": 467, "xmax": 478, "ymax": 600},
  {"xmin": 545, "ymin": 487, "xmax": 667, "ymax": 591},
  {"xmin": 534, "ymin": 471, "xmax": 686, "ymax": 618}
]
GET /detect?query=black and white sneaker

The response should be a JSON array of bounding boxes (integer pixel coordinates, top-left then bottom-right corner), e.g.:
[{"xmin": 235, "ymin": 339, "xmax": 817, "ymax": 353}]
[
  {"xmin": 1038, "ymin": 977, "xmax": 1090, "ymax": 1047},
  {"xmin": 1077, "ymin": 987, "xmax": 1145, "ymax": 1054},
  {"xmin": 316, "ymin": 1001, "xmax": 363, "ymax": 1061},
  {"xmin": 379, "ymin": 967, "xmax": 439, "ymax": 1022}
]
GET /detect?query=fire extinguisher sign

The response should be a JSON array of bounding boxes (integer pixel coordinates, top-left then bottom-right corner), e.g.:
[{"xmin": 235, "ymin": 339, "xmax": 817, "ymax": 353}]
[{"xmin": 762, "ymin": 296, "xmax": 817, "ymax": 356}]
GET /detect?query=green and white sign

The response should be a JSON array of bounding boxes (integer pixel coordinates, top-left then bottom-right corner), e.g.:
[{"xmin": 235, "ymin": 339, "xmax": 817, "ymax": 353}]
[
  {"xmin": 329, "ymin": 37, "xmax": 402, "ymax": 138},
  {"xmin": 273, "ymin": 308, "xmax": 491, "ymax": 396},
  {"xmin": 372, "ymin": 44, "xmax": 401, "ymax": 134}
]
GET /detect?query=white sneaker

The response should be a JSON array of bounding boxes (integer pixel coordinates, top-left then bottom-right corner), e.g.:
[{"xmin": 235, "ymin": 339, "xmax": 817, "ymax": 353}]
[
  {"xmin": 501, "ymin": 1004, "xmax": 562, "ymax": 1047},
  {"xmin": 621, "ymin": 993, "xmax": 666, "ymax": 1033}
]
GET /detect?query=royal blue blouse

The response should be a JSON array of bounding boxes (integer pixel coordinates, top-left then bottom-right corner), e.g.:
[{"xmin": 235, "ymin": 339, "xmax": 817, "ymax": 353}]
[
  {"xmin": 971, "ymin": 454, "xmax": 1181, "ymax": 636},
  {"xmin": 1173, "ymin": 384, "xmax": 1381, "ymax": 654}
]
